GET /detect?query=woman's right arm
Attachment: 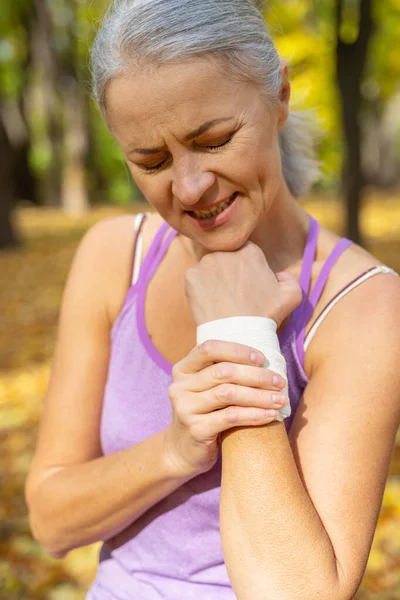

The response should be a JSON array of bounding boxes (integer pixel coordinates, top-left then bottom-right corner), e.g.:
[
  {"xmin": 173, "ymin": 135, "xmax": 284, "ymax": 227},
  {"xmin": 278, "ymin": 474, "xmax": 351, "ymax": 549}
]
[
  {"xmin": 25, "ymin": 216, "xmax": 289, "ymax": 559},
  {"xmin": 25, "ymin": 217, "xmax": 192, "ymax": 559}
]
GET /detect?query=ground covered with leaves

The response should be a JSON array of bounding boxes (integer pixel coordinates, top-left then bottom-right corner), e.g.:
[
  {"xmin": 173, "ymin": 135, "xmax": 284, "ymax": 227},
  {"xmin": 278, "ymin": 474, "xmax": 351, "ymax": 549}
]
[{"xmin": 1, "ymin": 195, "xmax": 400, "ymax": 599}]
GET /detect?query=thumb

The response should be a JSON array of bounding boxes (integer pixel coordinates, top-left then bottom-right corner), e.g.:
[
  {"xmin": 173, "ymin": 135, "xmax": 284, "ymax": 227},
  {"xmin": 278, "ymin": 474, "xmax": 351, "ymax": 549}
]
[
  {"xmin": 276, "ymin": 271, "xmax": 292, "ymax": 284},
  {"xmin": 276, "ymin": 271, "xmax": 303, "ymax": 314}
]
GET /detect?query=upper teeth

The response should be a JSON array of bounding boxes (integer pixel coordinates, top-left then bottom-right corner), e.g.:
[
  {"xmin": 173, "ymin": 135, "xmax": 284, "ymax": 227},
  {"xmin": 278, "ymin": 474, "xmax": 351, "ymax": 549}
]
[{"xmin": 192, "ymin": 195, "xmax": 235, "ymax": 218}]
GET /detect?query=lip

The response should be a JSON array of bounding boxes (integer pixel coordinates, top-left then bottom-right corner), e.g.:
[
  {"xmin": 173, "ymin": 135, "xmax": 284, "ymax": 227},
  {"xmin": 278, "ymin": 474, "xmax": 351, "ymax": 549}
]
[
  {"xmin": 184, "ymin": 193, "xmax": 236, "ymax": 214},
  {"xmin": 185, "ymin": 192, "xmax": 238, "ymax": 231}
]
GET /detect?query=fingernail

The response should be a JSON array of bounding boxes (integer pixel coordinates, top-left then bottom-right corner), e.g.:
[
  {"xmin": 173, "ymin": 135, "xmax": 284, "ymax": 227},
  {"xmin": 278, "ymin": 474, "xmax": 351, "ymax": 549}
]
[
  {"xmin": 251, "ymin": 351, "xmax": 265, "ymax": 364},
  {"xmin": 273, "ymin": 375, "xmax": 286, "ymax": 388},
  {"xmin": 266, "ymin": 409, "xmax": 279, "ymax": 418},
  {"xmin": 273, "ymin": 393, "xmax": 286, "ymax": 405}
]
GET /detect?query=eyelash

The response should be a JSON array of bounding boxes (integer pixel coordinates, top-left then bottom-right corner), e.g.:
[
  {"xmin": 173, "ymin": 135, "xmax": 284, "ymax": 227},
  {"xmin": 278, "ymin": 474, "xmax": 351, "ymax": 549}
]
[{"xmin": 141, "ymin": 136, "xmax": 233, "ymax": 173}]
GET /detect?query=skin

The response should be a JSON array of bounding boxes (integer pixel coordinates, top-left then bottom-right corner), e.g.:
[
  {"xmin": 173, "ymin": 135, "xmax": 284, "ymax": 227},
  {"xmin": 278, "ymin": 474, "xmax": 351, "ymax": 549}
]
[
  {"xmin": 105, "ymin": 59, "xmax": 400, "ymax": 597},
  {"xmin": 25, "ymin": 56, "xmax": 400, "ymax": 600},
  {"xmin": 105, "ymin": 58, "xmax": 310, "ymax": 272}
]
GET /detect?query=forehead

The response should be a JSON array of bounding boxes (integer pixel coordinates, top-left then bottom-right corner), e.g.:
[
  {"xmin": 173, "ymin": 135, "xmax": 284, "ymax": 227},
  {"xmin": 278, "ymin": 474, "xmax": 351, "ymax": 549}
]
[{"xmin": 105, "ymin": 59, "xmax": 259, "ymax": 142}]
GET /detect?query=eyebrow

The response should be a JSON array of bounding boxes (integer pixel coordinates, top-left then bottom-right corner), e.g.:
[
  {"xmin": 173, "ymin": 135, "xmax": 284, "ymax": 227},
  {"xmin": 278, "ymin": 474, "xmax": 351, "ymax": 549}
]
[{"xmin": 128, "ymin": 117, "xmax": 235, "ymax": 155}]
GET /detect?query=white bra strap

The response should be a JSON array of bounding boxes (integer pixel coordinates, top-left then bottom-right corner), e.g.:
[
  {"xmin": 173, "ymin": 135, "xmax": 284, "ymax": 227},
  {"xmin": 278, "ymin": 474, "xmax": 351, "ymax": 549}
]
[
  {"xmin": 304, "ymin": 266, "xmax": 399, "ymax": 351},
  {"xmin": 131, "ymin": 212, "xmax": 150, "ymax": 286}
]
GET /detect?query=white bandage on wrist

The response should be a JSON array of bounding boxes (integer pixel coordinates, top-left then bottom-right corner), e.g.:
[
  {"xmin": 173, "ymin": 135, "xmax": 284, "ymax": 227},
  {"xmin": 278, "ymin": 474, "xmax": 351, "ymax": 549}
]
[{"xmin": 196, "ymin": 316, "xmax": 290, "ymax": 422}]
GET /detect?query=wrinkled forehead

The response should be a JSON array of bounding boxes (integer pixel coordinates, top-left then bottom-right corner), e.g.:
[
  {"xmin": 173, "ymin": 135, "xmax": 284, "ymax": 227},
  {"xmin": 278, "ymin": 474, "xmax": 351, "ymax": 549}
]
[{"xmin": 104, "ymin": 59, "xmax": 260, "ymax": 142}]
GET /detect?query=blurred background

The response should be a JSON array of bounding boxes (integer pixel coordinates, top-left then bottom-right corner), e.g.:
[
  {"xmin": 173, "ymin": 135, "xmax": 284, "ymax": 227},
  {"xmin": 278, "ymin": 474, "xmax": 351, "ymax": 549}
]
[{"xmin": 0, "ymin": 0, "xmax": 399, "ymax": 598}]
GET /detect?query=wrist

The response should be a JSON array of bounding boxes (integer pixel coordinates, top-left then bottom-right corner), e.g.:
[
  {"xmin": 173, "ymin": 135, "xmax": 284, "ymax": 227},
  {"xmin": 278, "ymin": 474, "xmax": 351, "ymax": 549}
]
[
  {"xmin": 161, "ymin": 428, "xmax": 200, "ymax": 483},
  {"xmin": 196, "ymin": 316, "xmax": 290, "ymax": 422}
]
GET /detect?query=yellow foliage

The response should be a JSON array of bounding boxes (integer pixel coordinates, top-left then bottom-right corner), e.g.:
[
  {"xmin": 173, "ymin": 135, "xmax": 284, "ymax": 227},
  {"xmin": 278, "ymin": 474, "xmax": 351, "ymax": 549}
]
[{"xmin": 0, "ymin": 199, "xmax": 399, "ymax": 599}]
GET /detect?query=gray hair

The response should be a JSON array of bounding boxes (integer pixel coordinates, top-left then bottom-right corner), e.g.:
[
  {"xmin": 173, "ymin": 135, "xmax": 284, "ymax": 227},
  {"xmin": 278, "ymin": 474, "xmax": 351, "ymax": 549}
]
[{"xmin": 91, "ymin": 0, "xmax": 320, "ymax": 197}]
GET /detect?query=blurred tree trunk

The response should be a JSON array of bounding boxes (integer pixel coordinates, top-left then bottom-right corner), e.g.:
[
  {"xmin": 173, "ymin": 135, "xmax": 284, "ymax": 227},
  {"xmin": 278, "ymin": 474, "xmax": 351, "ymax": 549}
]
[
  {"xmin": 16, "ymin": 3, "xmax": 38, "ymax": 206},
  {"xmin": 61, "ymin": 77, "xmax": 90, "ymax": 214},
  {"xmin": 59, "ymin": 0, "xmax": 90, "ymax": 215},
  {"xmin": 335, "ymin": 0, "xmax": 374, "ymax": 246},
  {"xmin": 0, "ymin": 3, "xmax": 35, "ymax": 249},
  {"xmin": 363, "ymin": 93, "xmax": 400, "ymax": 188},
  {"xmin": 31, "ymin": 0, "xmax": 62, "ymax": 207},
  {"xmin": 1, "ymin": 100, "xmax": 37, "ymax": 206},
  {"xmin": 0, "ymin": 113, "xmax": 21, "ymax": 250}
]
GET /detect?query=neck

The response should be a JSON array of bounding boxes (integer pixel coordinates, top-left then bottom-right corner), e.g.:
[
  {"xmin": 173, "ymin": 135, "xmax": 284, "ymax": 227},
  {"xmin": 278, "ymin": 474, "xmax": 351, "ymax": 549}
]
[
  {"xmin": 249, "ymin": 184, "xmax": 310, "ymax": 274},
  {"xmin": 185, "ymin": 183, "xmax": 311, "ymax": 276}
]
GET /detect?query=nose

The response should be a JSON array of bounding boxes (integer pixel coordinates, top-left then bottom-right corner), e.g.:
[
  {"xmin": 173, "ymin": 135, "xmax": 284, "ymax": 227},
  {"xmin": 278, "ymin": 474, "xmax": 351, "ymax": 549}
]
[{"xmin": 171, "ymin": 155, "xmax": 216, "ymax": 208}]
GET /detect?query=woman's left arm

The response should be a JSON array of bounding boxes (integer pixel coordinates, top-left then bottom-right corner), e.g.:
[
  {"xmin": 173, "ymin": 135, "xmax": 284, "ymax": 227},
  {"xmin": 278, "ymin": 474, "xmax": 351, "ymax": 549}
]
[{"xmin": 220, "ymin": 274, "xmax": 400, "ymax": 600}]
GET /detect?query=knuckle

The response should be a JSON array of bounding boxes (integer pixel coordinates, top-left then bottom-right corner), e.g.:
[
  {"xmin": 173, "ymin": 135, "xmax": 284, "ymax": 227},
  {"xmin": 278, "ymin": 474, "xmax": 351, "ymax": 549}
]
[
  {"xmin": 168, "ymin": 382, "xmax": 186, "ymax": 406},
  {"xmin": 198, "ymin": 340, "xmax": 214, "ymax": 357},
  {"xmin": 171, "ymin": 363, "xmax": 181, "ymax": 380},
  {"xmin": 245, "ymin": 243, "xmax": 263, "ymax": 261},
  {"xmin": 190, "ymin": 420, "xmax": 206, "ymax": 442},
  {"xmin": 202, "ymin": 252, "xmax": 218, "ymax": 265},
  {"xmin": 225, "ymin": 406, "xmax": 239, "ymax": 424},
  {"xmin": 213, "ymin": 362, "xmax": 233, "ymax": 380},
  {"xmin": 184, "ymin": 267, "xmax": 196, "ymax": 284},
  {"xmin": 168, "ymin": 382, "xmax": 179, "ymax": 402},
  {"xmin": 294, "ymin": 284, "xmax": 302, "ymax": 305},
  {"xmin": 215, "ymin": 384, "xmax": 233, "ymax": 405}
]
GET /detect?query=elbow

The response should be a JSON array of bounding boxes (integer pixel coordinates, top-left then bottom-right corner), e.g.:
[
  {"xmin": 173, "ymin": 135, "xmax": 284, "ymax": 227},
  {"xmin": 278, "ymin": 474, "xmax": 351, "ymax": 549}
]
[
  {"xmin": 28, "ymin": 509, "xmax": 72, "ymax": 559},
  {"xmin": 47, "ymin": 548, "xmax": 70, "ymax": 560},
  {"xmin": 26, "ymin": 490, "xmax": 72, "ymax": 559},
  {"xmin": 25, "ymin": 471, "xmax": 75, "ymax": 558}
]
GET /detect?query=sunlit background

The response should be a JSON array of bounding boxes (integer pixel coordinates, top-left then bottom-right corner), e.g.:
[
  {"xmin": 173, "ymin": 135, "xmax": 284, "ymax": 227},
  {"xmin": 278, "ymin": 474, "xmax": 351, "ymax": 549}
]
[{"xmin": 0, "ymin": 0, "xmax": 399, "ymax": 598}]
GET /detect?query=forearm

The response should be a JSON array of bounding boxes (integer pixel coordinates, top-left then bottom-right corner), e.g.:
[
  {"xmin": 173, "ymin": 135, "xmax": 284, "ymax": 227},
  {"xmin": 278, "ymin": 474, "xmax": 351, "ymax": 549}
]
[
  {"xmin": 220, "ymin": 423, "xmax": 346, "ymax": 600},
  {"xmin": 27, "ymin": 430, "xmax": 191, "ymax": 557}
]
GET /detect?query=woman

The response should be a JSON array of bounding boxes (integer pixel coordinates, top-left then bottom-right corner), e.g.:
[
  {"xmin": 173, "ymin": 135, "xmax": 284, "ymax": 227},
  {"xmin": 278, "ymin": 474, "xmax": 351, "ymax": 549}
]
[{"xmin": 25, "ymin": 1, "xmax": 400, "ymax": 599}]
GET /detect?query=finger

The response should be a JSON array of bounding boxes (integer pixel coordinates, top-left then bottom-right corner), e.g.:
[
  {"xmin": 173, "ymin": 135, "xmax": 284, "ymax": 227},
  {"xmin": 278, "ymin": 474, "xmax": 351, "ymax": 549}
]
[
  {"xmin": 196, "ymin": 405, "xmax": 280, "ymax": 440},
  {"xmin": 276, "ymin": 271, "xmax": 302, "ymax": 312},
  {"xmin": 198, "ymin": 383, "xmax": 287, "ymax": 414},
  {"xmin": 175, "ymin": 340, "xmax": 265, "ymax": 377},
  {"xmin": 275, "ymin": 271, "xmax": 293, "ymax": 284},
  {"xmin": 185, "ymin": 361, "xmax": 287, "ymax": 393}
]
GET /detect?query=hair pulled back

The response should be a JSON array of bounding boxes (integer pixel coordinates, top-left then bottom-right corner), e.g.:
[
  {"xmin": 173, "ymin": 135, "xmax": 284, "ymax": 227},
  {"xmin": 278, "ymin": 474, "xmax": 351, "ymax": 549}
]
[{"xmin": 91, "ymin": 0, "xmax": 320, "ymax": 197}]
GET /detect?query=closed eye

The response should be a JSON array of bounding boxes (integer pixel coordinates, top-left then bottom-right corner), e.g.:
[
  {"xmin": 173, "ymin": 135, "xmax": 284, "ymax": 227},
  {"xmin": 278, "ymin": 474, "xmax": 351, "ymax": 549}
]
[
  {"xmin": 140, "ymin": 159, "xmax": 169, "ymax": 173},
  {"xmin": 201, "ymin": 135, "xmax": 233, "ymax": 151},
  {"xmin": 138, "ymin": 134, "xmax": 234, "ymax": 173}
]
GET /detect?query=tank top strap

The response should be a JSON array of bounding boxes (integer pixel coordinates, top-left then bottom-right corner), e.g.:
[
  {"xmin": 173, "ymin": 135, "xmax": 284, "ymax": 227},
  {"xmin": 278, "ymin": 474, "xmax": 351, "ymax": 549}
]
[
  {"xmin": 287, "ymin": 216, "xmax": 319, "ymax": 335},
  {"xmin": 308, "ymin": 237, "xmax": 353, "ymax": 310},
  {"xmin": 140, "ymin": 223, "xmax": 178, "ymax": 287},
  {"xmin": 299, "ymin": 216, "xmax": 319, "ymax": 295},
  {"xmin": 295, "ymin": 236, "xmax": 353, "ymax": 366},
  {"xmin": 135, "ymin": 221, "xmax": 170, "ymax": 288}
]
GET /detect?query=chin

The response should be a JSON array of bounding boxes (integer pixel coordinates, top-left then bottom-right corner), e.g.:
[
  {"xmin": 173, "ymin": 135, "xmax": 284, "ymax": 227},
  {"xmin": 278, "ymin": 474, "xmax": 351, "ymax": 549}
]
[{"xmin": 199, "ymin": 233, "xmax": 249, "ymax": 254}]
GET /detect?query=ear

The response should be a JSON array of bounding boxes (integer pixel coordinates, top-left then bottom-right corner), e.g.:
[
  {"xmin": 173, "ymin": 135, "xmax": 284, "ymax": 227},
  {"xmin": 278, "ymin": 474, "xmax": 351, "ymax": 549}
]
[{"xmin": 277, "ymin": 58, "xmax": 291, "ymax": 132}]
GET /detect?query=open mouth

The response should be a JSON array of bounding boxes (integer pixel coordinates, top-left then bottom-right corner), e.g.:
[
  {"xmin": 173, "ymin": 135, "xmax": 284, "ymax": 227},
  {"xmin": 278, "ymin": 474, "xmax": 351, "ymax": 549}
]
[{"xmin": 187, "ymin": 192, "xmax": 238, "ymax": 220}]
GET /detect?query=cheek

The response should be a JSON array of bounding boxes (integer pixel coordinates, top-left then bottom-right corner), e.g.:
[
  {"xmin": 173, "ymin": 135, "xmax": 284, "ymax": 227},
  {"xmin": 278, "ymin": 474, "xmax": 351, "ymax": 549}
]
[
  {"xmin": 255, "ymin": 134, "xmax": 283, "ymax": 180},
  {"xmin": 233, "ymin": 137, "xmax": 281, "ymax": 189},
  {"xmin": 129, "ymin": 169, "xmax": 168, "ymax": 211},
  {"xmin": 237, "ymin": 125, "xmax": 280, "ymax": 165}
]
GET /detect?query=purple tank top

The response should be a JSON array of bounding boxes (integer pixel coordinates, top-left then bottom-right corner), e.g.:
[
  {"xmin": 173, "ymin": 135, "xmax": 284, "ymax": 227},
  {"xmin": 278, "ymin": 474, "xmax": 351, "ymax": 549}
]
[{"xmin": 86, "ymin": 216, "xmax": 351, "ymax": 600}]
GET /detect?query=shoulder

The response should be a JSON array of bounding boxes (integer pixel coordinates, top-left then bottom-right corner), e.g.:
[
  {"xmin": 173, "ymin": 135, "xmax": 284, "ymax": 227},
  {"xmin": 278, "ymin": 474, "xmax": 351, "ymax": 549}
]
[
  {"xmin": 81, "ymin": 212, "xmax": 167, "ymax": 327},
  {"xmin": 306, "ymin": 224, "xmax": 400, "ymax": 376},
  {"xmin": 312, "ymin": 224, "xmax": 383, "ymax": 303}
]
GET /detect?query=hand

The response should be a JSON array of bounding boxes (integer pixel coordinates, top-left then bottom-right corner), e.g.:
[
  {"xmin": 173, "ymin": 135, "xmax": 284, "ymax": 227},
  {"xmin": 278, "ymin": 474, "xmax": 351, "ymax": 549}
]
[
  {"xmin": 184, "ymin": 242, "xmax": 301, "ymax": 327},
  {"xmin": 163, "ymin": 340, "xmax": 288, "ymax": 478}
]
